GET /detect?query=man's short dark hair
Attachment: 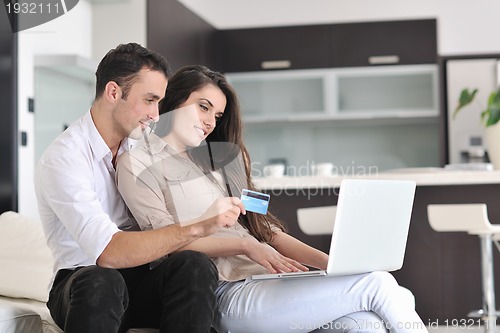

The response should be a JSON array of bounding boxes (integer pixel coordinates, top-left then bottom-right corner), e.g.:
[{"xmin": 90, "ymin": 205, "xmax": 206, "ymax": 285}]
[{"xmin": 94, "ymin": 43, "xmax": 171, "ymax": 100}]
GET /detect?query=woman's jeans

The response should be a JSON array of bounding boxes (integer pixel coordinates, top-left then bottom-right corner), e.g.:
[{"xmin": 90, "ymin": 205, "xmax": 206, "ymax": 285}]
[
  {"xmin": 47, "ymin": 250, "xmax": 218, "ymax": 333},
  {"xmin": 213, "ymin": 271, "xmax": 428, "ymax": 333}
]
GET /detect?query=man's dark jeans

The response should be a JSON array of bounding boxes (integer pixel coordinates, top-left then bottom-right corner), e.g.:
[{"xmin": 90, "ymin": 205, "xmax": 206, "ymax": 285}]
[{"xmin": 47, "ymin": 250, "xmax": 218, "ymax": 333}]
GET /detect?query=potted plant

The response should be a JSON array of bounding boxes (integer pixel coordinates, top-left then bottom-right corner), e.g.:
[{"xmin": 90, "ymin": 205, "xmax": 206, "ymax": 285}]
[{"xmin": 454, "ymin": 87, "xmax": 500, "ymax": 169}]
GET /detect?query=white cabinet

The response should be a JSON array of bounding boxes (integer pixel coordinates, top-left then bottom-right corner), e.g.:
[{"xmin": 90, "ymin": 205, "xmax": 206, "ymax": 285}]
[
  {"xmin": 228, "ymin": 64, "xmax": 439, "ymax": 124},
  {"xmin": 228, "ymin": 69, "xmax": 330, "ymax": 122},
  {"xmin": 227, "ymin": 65, "xmax": 440, "ymax": 173},
  {"xmin": 333, "ymin": 65, "xmax": 438, "ymax": 120}
]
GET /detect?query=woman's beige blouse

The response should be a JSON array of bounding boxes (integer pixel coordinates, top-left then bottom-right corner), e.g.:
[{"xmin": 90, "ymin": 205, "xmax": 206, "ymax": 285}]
[{"xmin": 115, "ymin": 134, "xmax": 271, "ymax": 281}]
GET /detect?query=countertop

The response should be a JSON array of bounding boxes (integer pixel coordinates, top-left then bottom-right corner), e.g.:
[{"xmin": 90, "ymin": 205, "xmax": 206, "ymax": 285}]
[{"xmin": 253, "ymin": 168, "xmax": 500, "ymax": 190}]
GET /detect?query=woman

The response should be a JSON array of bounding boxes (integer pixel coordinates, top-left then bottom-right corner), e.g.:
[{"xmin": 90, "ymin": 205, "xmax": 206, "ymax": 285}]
[{"xmin": 116, "ymin": 65, "xmax": 428, "ymax": 333}]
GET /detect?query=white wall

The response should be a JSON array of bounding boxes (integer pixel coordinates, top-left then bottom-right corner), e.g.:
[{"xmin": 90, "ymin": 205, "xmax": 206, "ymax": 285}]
[
  {"xmin": 91, "ymin": 0, "xmax": 147, "ymax": 61},
  {"xmin": 17, "ymin": 1, "xmax": 93, "ymax": 217},
  {"xmin": 18, "ymin": 0, "xmax": 146, "ymax": 217}
]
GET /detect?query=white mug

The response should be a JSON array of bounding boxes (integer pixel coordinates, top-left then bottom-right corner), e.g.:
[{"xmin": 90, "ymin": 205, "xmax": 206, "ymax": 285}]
[
  {"xmin": 311, "ymin": 163, "xmax": 335, "ymax": 177},
  {"xmin": 263, "ymin": 164, "xmax": 285, "ymax": 178}
]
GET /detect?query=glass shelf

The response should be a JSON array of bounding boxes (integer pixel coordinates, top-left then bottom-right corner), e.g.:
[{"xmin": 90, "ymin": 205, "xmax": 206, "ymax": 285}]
[
  {"xmin": 334, "ymin": 65, "xmax": 438, "ymax": 117},
  {"xmin": 228, "ymin": 69, "xmax": 329, "ymax": 120},
  {"xmin": 228, "ymin": 64, "xmax": 438, "ymax": 122}
]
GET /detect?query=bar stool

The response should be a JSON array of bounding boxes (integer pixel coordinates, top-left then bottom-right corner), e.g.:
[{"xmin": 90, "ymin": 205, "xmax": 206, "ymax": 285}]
[
  {"xmin": 427, "ymin": 203, "xmax": 500, "ymax": 333},
  {"xmin": 297, "ymin": 205, "xmax": 336, "ymax": 235}
]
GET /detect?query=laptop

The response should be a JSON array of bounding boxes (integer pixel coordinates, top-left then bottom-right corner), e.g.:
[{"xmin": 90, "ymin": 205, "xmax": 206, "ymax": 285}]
[{"xmin": 251, "ymin": 179, "xmax": 416, "ymax": 280}]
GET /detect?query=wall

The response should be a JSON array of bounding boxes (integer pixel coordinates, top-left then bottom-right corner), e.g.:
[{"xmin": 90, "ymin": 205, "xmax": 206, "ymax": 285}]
[
  {"xmin": 0, "ymin": 7, "xmax": 17, "ymax": 213},
  {"xmin": 92, "ymin": 0, "xmax": 147, "ymax": 60},
  {"xmin": 17, "ymin": 0, "xmax": 147, "ymax": 218}
]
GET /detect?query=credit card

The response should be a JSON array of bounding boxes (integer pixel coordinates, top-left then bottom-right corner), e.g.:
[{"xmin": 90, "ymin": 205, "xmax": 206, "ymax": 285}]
[{"xmin": 241, "ymin": 189, "xmax": 270, "ymax": 215}]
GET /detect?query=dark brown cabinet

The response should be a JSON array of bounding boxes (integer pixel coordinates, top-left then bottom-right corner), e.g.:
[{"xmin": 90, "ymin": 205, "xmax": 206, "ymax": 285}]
[
  {"xmin": 146, "ymin": 0, "xmax": 438, "ymax": 73},
  {"xmin": 147, "ymin": 1, "xmax": 437, "ymax": 72},
  {"xmin": 214, "ymin": 25, "xmax": 332, "ymax": 73},
  {"xmin": 147, "ymin": 0, "xmax": 217, "ymax": 71},
  {"xmin": 330, "ymin": 19, "xmax": 437, "ymax": 67},
  {"xmin": 213, "ymin": 19, "xmax": 437, "ymax": 73}
]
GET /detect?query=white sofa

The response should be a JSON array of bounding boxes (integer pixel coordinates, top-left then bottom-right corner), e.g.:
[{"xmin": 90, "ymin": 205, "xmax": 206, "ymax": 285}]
[
  {"xmin": 0, "ymin": 211, "xmax": 382, "ymax": 333},
  {"xmin": 0, "ymin": 211, "xmax": 61, "ymax": 333},
  {"xmin": 0, "ymin": 211, "xmax": 160, "ymax": 333}
]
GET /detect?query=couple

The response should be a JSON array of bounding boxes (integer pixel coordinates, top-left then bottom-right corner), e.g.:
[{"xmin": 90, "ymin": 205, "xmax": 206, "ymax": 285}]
[{"xmin": 35, "ymin": 43, "xmax": 428, "ymax": 333}]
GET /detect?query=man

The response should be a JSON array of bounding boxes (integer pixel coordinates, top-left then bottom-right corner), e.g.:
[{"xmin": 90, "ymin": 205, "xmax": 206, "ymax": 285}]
[{"xmin": 35, "ymin": 43, "xmax": 244, "ymax": 333}]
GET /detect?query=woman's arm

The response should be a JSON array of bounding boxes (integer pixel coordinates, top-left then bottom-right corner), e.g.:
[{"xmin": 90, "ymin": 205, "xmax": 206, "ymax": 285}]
[
  {"xmin": 179, "ymin": 235, "xmax": 309, "ymax": 274},
  {"xmin": 270, "ymin": 230, "xmax": 329, "ymax": 270}
]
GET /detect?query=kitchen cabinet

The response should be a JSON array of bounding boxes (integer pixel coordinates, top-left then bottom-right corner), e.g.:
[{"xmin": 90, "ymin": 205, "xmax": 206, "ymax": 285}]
[
  {"xmin": 228, "ymin": 64, "xmax": 439, "ymax": 124},
  {"xmin": 214, "ymin": 19, "xmax": 436, "ymax": 73},
  {"xmin": 228, "ymin": 68, "xmax": 330, "ymax": 122},
  {"xmin": 214, "ymin": 25, "xmax": 331, "ymax": 73},
  {"xmin": 330, "ymin": 19, "xmax": 437, "ymax": 67},
  {"xmin": 229, "ymin": 64, "xmax": 441, "ymax": 173},
  {"xmin": 333, "ymin": 64, "xmax": 438, "ymax": 119},
  {"xmin": 147, "ymin": 0, "xmax": 217, "ymax": 71}
]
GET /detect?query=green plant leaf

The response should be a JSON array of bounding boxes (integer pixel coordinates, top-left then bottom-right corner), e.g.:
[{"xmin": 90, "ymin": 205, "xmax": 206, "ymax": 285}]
[
  {"xmin": 485, "ymin": 105, "xmax": 500, "ymax": 126},
  {"xmin": 483, "ymin": 89, "xmax": 500, "ymax": 126},
  {"xmin": 453, "ymin": 88, "xmax": 478, "ymax": 119}
]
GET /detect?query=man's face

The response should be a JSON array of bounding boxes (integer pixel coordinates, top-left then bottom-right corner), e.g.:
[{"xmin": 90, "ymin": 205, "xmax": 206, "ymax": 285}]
[{"xmin": 113, "ymin": 68, "xmax": 168, "ymax": 140}]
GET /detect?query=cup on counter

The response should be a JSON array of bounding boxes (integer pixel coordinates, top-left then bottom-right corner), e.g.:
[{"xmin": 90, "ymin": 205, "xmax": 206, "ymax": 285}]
[
  {"xmin": 311, "ymin": 162, "xmax": 335, "ymax": 177},
  {"xmin": 263, "ymin": 164, "xmax": 286, "ymax": 178}
]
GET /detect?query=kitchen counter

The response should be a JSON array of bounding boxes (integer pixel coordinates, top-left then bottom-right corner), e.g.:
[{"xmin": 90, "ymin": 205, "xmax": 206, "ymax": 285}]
[
  {"xmin": 254, "ymin": 168, "xmax": 500, "ymax": 189},
  {"xmin": 255, "ymin": 167, "xmax": 500, "ymax": 324}
]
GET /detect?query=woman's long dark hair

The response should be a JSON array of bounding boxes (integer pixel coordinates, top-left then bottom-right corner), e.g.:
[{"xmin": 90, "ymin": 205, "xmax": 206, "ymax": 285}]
[{"xmin": 159, "ymin": 65, "xmax": 285, "ymax": 243}]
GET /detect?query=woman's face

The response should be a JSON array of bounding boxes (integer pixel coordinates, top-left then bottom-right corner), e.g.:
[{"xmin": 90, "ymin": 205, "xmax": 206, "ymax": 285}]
[{"xmin": 166, "ymin": 84, "xmax": 227, "ymax": 150}]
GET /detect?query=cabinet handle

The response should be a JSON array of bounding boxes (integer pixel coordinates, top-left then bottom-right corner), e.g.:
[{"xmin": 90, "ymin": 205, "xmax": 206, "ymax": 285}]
[
  {"xmin": 368, "ymin": 55, "xmax": 400, "ymax": 65},
  {"xmin": 261, "ymin": 60, "xmax": 291, "ymax": 70}
]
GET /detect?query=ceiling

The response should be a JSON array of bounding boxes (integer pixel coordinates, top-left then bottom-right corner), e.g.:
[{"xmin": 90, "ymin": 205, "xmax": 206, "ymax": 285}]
[{"xmin": 176, "ymin": 0, "xmax": 439, "ymax": 30}]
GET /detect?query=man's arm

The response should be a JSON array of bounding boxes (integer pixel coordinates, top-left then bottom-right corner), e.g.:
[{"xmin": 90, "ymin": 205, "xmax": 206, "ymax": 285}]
[{"xmin": 97, "ymin": 202, "xmax": 242, "ymax": 268}]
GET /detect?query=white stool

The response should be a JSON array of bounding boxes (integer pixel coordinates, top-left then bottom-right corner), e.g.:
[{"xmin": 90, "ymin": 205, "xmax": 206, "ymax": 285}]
[
  {"xmin": 427, "ymin": 203, "xmax": 500, "ymax": 333},
  {"xmin": 297, "ymin": 205, "xmax": 337, "ymax": 235}
]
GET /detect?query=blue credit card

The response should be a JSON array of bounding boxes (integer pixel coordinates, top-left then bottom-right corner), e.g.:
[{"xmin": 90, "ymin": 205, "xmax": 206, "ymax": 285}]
[{"xmin": 241, "ymin": 189, "xmax": 270, "ymax": 215}]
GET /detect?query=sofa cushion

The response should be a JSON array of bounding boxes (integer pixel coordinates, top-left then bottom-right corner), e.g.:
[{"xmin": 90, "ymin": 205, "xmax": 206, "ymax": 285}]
[
  {"xmin": 0, "ymin": 303, "xmax": 42, "ymax": 333},
  {"xmin": 0, "ymin": 296, "xmax": 62, "ymax": 333},
  {"xmin": 0, "ymin": 211, "xmax": 54, "ymax": 302}
]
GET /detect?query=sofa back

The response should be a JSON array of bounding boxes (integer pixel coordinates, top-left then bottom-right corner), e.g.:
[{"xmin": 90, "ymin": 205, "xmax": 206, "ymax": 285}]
[{"xmin": 0, "ymin": 211, "xmax": 54, "ymax": 302}]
